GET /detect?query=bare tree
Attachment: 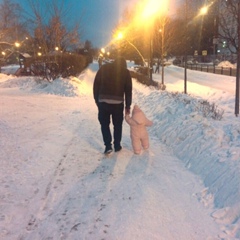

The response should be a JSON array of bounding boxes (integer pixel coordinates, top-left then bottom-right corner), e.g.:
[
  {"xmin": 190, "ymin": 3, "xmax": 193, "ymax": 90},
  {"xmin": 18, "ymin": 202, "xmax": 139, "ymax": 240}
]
[
  {"xmin": 152, "ymin": 15, "xmax": 173, "ymax": 85},
  {"xmin": 218, "ymin": 0, "xmax": 240, "ymax": 115},
  {"xmin": 218, "ymin": 0, "xmax": 238, "ymax": 54},
  {"xmin": 0, "ymin": 0, "xmax": 28, "ymax": 48},
  {"xmin": 28, "ymin": 0, "xmax": 81, "ymax": 55}
]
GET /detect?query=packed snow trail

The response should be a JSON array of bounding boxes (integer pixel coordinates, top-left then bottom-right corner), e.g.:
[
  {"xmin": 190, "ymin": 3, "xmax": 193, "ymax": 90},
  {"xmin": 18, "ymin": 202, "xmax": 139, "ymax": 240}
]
[{"xmin": 0, "ymin": 64, "xmax": 222, "ymax": 239}]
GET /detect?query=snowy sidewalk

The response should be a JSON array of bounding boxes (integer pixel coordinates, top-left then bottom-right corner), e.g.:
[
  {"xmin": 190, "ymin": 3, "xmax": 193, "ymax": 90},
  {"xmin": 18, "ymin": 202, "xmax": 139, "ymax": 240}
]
[{"xmin": 0, "ymin": 67, "xmax": 222, "ymax": 239}]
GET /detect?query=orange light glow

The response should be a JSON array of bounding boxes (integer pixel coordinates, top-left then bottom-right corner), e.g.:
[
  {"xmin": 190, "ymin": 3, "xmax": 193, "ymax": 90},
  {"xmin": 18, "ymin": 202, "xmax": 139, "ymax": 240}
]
[
  {"xmin": 200, "ymin": 6, "xmax": 208, "ymax": 15},
  {"xmin": 116, "ymin": 32, "xmax": 123, "ymax": 40},
  {"xmin": 15, "ymin": 42, "xmax": 20, "ymax": 48},
  {"xmin": 141, "ymin": 0, "xmax": 169, "ymax": 19}
]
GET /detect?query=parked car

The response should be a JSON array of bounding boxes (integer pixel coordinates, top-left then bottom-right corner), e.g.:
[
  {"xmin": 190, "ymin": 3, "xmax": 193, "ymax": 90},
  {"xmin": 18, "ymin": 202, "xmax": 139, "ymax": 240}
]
[{"xmin": 173, "ymin": 58, "xmax": 181, "ymax": 65}]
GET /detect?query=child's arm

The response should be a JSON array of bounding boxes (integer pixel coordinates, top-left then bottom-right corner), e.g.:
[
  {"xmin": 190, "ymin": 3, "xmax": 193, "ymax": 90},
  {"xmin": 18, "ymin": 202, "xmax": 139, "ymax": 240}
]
[
  {"xmin": 145, "ymin": 117, "xmax": 153, "ymax": 127},
  {"xmin": 125, "ymin": 115, "xmax": 138, "ymax": 126}
]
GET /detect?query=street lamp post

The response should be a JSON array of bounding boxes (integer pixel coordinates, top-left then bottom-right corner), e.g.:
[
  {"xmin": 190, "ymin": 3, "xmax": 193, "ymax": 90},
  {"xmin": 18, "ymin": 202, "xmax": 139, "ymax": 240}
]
[
  {"xmin": 159, "ymin": 28, "xmax": 165, "ymax": 86},
  {"xmin": 149, "ymin": 33, "xmax": 153, "ymax": 82},
  {"xmin": 213, "ymin": 5, "xmax": 219, "ymax": 62},
  {"xmin": 126, "ymin": 39, "xmax": 146, "ymax": 66},
  {"xmin": 137, "ymin": 0, "xmax": 170, "ymax": 85},
  {"xmin": 184, "ymin": 3, "xmax": 212, "ymax": 94},
  {"xmin": 115, "ymin": 32, "xmax": 146, "ymax": 67}
]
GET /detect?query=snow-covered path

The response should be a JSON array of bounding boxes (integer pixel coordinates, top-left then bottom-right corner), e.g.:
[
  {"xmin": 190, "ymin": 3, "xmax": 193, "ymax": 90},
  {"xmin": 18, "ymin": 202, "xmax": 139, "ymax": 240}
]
[
  {"xmin": 164, "ymin": 65, "xmax": 236, "ymax": 94},
  {"xmin": 0, "ymin": 65, "xmax": 223, "ymax": 239}
]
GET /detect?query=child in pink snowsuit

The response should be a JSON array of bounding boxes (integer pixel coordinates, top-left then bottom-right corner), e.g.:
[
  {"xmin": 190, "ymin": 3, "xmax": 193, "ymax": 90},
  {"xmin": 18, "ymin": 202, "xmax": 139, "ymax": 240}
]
[{"xmin": 125, "ymin": 105, "xmax": 153, "ymax": 154}]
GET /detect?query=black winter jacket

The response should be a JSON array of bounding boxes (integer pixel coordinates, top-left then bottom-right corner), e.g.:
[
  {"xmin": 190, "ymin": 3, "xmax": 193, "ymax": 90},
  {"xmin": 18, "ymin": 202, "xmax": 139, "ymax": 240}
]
[{"xmin": 93, "ymin": 58, "xmax": 132, "ymax": 109}]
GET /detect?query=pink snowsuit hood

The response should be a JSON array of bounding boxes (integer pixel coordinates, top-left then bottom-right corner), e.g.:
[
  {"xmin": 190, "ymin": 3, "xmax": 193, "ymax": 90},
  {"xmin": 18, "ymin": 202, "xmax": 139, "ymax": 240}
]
[
  {"xmin": 132, "ymin": 105, "xmax": 145, "ymax": 125},
  {"xmin": 131, "ymin": 105, "xmax": 153, "ymax": 126},
  {"xmin": 125, "ymin": 105, "xmax": 153, "ymax": 154}
]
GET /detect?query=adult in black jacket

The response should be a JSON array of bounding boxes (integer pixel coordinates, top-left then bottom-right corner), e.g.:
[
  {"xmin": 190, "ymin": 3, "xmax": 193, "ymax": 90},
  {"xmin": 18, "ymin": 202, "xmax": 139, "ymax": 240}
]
[{"xmin": 93, "ymin": 56, "xmax": 132, "ymax": 154}]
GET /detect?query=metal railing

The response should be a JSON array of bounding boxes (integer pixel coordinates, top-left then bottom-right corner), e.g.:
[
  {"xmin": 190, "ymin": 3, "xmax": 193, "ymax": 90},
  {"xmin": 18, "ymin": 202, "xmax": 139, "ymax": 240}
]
[{"xmin": 176, "ymin": 63, "xmax": 236, "ymax": 77}]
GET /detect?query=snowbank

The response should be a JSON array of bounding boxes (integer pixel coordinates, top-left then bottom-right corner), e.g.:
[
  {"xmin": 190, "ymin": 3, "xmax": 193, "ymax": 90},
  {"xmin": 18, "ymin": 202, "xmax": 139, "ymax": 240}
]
[{"xmin": 218, "ymin": 61, "xmax": 236, "ymax": 68}]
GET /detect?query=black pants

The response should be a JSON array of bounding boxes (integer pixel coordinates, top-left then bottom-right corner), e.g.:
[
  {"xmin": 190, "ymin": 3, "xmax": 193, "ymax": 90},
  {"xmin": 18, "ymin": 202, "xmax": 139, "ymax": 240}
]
[{"xmin": 98, "ymin": 102, "xmax": 124, "ymax": 149}]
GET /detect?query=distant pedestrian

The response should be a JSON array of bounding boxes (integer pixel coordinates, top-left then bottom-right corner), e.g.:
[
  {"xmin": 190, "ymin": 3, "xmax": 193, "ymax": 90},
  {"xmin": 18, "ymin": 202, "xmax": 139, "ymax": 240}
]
[
  {"xmin": 93, "ymin": 56, "xmax": 132, "ymax": 154},
  {"xmin": 155, "ymin": 59, "xmax": 160, "ymax": 73},
  {"xmin": 125, "ymin": 104, "xmax": 153, "ymax": 155},
  {"xmin": 98, "ymin": 56, "xmax": 103, "ymax": 69}
]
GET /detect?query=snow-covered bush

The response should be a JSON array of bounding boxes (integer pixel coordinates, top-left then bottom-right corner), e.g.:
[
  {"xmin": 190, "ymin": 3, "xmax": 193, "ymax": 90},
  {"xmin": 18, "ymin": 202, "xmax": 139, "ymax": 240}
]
[
  {"xmin": 196, "ymin": 100, "xmax": 224, "ymax": 120},
  {"xmin": 30, "ymin": 53, "xmax": 87, "ymax": 81},
  {"xmin": 166, "ymin": 92, "xmax": 224, "ymax": 120}
]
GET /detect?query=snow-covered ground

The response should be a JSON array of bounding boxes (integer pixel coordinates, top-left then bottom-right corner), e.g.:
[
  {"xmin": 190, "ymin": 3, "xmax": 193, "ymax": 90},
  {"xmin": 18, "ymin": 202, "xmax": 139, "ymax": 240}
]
[{"xmin": 0, "ymin": 61, "xmax": 240, "ymax": 239}]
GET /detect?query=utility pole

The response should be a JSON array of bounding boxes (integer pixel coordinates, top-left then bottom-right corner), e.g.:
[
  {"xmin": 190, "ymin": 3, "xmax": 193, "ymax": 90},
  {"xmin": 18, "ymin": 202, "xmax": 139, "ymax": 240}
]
[
  {"xmin": 235, "ymin": 1, "xmax": 240, "ymax": 116},
  {"xmin": 184, "ymin": 0, "xmax": 188, "ymax": 94},
  {"xmin": 161, "ymin": 26, "xmax": 165, "ymax": 86}
]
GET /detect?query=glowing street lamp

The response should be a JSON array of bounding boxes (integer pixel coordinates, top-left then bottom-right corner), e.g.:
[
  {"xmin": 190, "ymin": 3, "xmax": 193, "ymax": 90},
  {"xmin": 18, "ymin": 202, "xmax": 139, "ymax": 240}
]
[
  {"xmin": 116, "ymin": 32, "xmax": 123, "ymax": 40},
  {"xmin": 141, "ymin": 0, "xmax": 169, "ymax": 19},
  {"xmin": 15, "ymin": 42, "xmax": 20, "ymax": 48},
  {"xmin": 183, "ymin": 3, "xmax": 213, "ymax": 94},
  {"xmin": 198, "ymin": 4, "xmax": 218, "ymax": 62},
  {"xmin": 13, "ymin": 37, "xmax": 29, "ymax": 50},
  {"xmin": 200, "ymin": 6, "xmax": 208, "ymax": 16}
]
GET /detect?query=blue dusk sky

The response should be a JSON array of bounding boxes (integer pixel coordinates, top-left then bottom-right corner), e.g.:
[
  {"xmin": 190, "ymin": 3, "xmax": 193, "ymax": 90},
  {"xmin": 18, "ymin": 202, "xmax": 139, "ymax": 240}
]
[
  {"xmin": 4, "ymin": 0, "xmax": 182, "ymax": 48},
  {"xmin": 9, "ymin": 0, "xmax": 138, "ymax": 48}
]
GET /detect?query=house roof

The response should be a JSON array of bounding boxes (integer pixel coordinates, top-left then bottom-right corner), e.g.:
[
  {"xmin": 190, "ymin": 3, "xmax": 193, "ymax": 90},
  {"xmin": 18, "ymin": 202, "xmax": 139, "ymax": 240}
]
[{"xmin": 19, "ymin": 53, "xmax": 31, "ymax": 58}]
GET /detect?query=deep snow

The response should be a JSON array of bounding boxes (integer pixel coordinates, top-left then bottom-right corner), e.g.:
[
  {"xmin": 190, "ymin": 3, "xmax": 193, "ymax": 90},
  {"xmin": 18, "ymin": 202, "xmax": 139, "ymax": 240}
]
[{"xmin": 0, "ymin": 61, "xmax": 240, "ymax": 239}]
